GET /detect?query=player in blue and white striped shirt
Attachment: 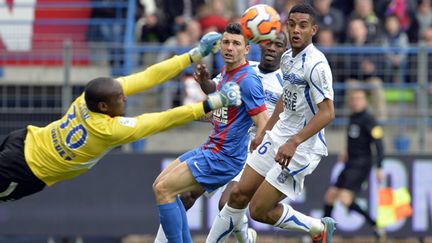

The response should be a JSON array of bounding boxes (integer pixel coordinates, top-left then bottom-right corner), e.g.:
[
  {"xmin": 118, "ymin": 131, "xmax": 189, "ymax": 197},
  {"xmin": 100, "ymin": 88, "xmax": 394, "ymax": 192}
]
[{"xmin": 207, "ymin": 4, "xmax": 336, "ymax": 243}]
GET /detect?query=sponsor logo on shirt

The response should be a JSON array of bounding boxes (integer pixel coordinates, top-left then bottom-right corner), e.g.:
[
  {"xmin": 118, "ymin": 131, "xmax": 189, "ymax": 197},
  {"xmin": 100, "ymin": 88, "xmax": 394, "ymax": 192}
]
[
  {"xmin": 283, "ymin": 90, "xmax": 297, "ymax": 111},
  {"xmin": 213, "ymin": 107, "xmax": 228, "ymax": 124},
  {"xmin": 284, "ymin": 73, "xmax": 307, "ymax": 85},
  {"xmin": 118, "ymin": 117, "xmax": 137, "ymax": 128}
]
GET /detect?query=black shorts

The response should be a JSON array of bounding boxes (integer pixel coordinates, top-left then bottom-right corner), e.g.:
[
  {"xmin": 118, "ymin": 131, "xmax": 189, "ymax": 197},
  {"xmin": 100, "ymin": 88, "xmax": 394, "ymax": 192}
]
[
  {"xmin": 335, "ymin": 158, "xmax": 372, "ymax": 192},
  {"xmin": 0, "ymin": 129, "xmax": 45, "ymax": 202}
]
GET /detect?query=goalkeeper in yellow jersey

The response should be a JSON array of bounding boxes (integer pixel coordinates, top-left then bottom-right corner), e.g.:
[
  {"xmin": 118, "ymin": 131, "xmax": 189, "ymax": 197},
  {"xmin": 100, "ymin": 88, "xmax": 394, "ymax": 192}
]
[{"xmin": 0, "ymin": 32, "xmax": 242, "ymax": 202}]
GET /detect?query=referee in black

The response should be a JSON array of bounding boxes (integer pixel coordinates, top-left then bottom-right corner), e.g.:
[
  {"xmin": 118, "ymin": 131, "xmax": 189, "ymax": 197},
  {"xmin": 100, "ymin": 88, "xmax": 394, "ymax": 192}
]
[{"xmin": 322, "ymin": 89, "xmax": 385, "ymax": 237}]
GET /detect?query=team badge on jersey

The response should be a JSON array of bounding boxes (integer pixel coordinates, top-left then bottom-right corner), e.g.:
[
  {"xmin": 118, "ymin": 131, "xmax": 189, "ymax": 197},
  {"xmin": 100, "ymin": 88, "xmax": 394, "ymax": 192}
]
[
  {"xmin": 277, "ymin": 170, "xmax": 290, "ymax": 183},
  {"xmin": 349, "ymin": 124, "xmax": 360, "ymax": 139}
]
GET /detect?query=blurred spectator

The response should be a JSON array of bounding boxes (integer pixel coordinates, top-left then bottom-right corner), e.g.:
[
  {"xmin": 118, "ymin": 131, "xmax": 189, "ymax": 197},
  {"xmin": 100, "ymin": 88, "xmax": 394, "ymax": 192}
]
[
  {"xmin": 421, "ymin": 26, "xmax": 432, "ymax": 47},
  {"xmin": 87, "ymin": 0, "xmax": 127, "ymax": 75},
  {"xmin": 233, "ymin": 0, "xmax": 278, "ymax": 16},
  {"xmin": 332, "ymin": 0, "xmax": 354, "ymax": 17},
  {"xmin": 312, "ymin": 0, "xmax": 345, "ymax": 40},
  {"xmin": 197, "ymin": 0, "xmax": 230, "ymax": 33},
  {"xmin": 156, "ymin": 20, "xmax": 202, "ymax": 63},
  {"xmin": 349, "ymin": 0, "xmax": 382, "ymax": 43},
  {"xmin": 419, "ymin": 27, "xmax": 432, "ymax": 96},
  {"xmin": 415, "ymin": 0, "xmax": 432, "ymax": 39},
  {"xmin": 382, "ymin": 14, "xmax": 409, "ymax": 83},
  {"xmin": 156, "ymin": 29, "xmax": 194, "ymax": 109},
  {"xmin": 159, "ymin": 0, "xmax": 206, "ymax": 37},
  {"xmin": 316, "ymin": 28, "xmax": 345, "ymax": 108},
  {"xmin": 186, "ymin": 19, "xmax": 203, "ymax": 44},
  {"xmin": 384, "ymin": 0, "xmax": 413, "ymax": 31},
  {"xmin": 316, "ymin": 28, "xmax": 336, "ymax": 48},
  {"xmin": 279, "ymin": 0, "xmax": 304, "ymax": 23},
  {"xmin": 155, "ymin": 20, "xmax": 206, "ymax": 109},
  {"xmin": 344, "ymin": 18, "xmax": 388, "ymax": 121},
  {"xmin": 136, "ymin": 0, "xmax": 170, "ymax": 43}
]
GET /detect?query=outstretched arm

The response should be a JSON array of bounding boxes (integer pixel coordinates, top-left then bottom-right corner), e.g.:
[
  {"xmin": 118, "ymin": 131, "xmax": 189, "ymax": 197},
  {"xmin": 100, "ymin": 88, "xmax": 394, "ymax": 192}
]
[
  {"xmin": 118, "ymin": 32, "xmax": 221, "ymax": 96},
  {"xmin": 118, "ymin": 54, "xmax": 192, "ymax": 96},
  {"xmin": 112, "ymin": 82, "xmax": 241, "ymax": 144}
]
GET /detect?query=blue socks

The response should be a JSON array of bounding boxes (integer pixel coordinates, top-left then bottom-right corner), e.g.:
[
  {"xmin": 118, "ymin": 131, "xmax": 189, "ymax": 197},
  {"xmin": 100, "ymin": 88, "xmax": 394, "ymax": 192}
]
[
  {"xmin": 176, "ymin": 196, "xmax": 192, "ymax": 243},
  {"xmin": 158, "ymin": 201, "xmax": 182, "ymax": 242},
  {"xmin": 158, "ymin": 196, "xmax": 192, "ymax": 243}
]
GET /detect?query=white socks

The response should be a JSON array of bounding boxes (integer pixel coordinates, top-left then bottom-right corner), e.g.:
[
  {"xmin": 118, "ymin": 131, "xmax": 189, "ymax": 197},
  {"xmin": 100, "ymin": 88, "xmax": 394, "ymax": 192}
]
[
  {"xmin": 274, "ymin": 203, "xmax": 323, "ymax": 236},
  {"xmin": 233, "ymin": 214, "xmax": 249, "ymax": 243},
  {"xmin": 206, "ymin": 204, "xmax": 247, "ymax": 243},
  {"xmin": 154, "ymin": 224, "xmax": 167, "ymax": 243}
]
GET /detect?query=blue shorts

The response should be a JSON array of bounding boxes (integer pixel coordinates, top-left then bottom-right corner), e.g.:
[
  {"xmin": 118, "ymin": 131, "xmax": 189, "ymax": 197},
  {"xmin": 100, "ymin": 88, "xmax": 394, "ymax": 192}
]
[{"xmin": 179, "ymin": 147, "xmax": 243, "ymax": 193}]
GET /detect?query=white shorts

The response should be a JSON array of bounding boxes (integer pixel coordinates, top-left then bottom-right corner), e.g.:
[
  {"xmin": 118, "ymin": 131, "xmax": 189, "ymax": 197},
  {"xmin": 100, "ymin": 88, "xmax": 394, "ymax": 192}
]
[{"xmin": 247, "ymin": 134, "xmax": 322, "ymax": 200}]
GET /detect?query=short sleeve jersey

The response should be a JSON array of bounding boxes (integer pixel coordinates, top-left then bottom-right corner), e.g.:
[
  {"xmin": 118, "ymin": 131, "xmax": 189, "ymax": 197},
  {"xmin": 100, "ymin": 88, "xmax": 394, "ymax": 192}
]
[
  {"xmin": 203, "ymin": 62, "xmax": 266, "ymax": 164},
  {"xmin": 270, "ymin": 44, "xmax": 334, "ymax": 156},
  {"xmin": 248, "ymin": 61, "xmax": 283, "ymax": 138}
]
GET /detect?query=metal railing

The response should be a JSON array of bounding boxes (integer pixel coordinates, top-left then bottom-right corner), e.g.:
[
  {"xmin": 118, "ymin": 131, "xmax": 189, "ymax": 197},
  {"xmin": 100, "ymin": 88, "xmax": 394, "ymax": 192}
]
[{"xmin": 0, "ymin": 0, "xmax": 431, "ymax": 153}]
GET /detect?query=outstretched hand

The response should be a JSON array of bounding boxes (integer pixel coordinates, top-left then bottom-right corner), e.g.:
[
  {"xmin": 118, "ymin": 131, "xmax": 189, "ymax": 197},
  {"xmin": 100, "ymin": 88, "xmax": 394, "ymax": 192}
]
[
  {"xmin": 189, "ymin": 32, "xmax": 221, "ymax": 63},
  {"xmin": 206, "ymin": 82, "xmax": 242, "ymax": 110},
  {"xmin": 193, "ymin": 64, "xmax": 210, "ymax": 85},
  {"xmin": 250, "ymin": 134, "xmax": 264, "ymax": 152},
  {"xmin": 275, "ymin": 139, "xmax": 298, "ymax": 169}
]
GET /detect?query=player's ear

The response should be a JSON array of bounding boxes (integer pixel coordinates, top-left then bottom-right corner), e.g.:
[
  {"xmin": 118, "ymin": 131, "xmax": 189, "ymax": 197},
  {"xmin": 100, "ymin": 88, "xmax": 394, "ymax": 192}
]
[
  {"xmin": 245, "ymin": 44, "xmax": 250, "ymax": 56},
  {"xmin": 97, "ymin": 102, "xmax": 109, "ymax": 113},
  {"xmin": 311, "ymin": 24, "xmax": 318, "ymax": 37}
]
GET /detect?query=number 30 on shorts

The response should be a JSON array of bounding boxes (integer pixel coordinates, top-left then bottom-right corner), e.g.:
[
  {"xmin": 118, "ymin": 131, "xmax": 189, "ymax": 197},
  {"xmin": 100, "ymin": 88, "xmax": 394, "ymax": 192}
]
[{"xmin": 258, "ymin": 141, "xmax": 271, "ymax": 155}]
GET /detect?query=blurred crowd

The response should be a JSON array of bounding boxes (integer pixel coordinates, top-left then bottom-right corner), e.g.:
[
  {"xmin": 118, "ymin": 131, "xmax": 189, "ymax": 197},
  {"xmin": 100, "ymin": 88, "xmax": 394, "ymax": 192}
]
[
  {"xmin": 88, "ymin": 0, "xmax": 432, "ymax": 120},
  {"xmin": 131, "ymin": 0, "xmax": 432, "ymax": 46}
]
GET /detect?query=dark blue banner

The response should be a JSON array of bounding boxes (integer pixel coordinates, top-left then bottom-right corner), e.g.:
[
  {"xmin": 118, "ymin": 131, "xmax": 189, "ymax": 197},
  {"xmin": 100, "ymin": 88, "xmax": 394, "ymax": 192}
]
[{"xmin": 0, "ymin": 153, "xmax": 430, "ymax": 237}]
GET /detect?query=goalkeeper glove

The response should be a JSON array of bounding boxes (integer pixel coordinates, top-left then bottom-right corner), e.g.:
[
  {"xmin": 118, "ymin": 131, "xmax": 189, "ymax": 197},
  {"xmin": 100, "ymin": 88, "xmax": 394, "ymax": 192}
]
[
  {"xmin": 189, "ymin": 32, "xmax": 221, "ymax": 63},
  {"xmin": 206, "ymin": 82, "xmax": 242, "ymax": 110}
]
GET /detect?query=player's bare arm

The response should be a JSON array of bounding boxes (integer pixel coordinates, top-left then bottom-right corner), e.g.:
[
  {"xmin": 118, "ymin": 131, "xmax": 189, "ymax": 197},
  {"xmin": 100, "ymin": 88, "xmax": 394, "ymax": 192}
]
[
  {"xmin": 193, "ymin": 64, "xmax": 216, "ymax": 94},
  {"xmin": 252, "ymin": 96, "xmax": 284, "ymax": 149},
  {"xmin": 276, "ymin": 98, "xmax": 334, "ymax": 169},
  {"xmin": 249, "ymin": 111, "xmax": 270, "ymax": 151}
]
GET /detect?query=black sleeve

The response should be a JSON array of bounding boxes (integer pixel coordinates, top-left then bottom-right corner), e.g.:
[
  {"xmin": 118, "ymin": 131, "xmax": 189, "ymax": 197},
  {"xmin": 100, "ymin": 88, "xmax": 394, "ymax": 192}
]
[{"xmin": 365, "ymin": 114, "xmax": 385, "ymax": 168}]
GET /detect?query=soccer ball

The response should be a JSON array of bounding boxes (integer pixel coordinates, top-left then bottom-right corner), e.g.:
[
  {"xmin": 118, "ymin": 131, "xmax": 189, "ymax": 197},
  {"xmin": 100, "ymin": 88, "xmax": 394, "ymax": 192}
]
[{"xmin": 240, "ymin": 4, "xmax": 282, "ymax": 44}]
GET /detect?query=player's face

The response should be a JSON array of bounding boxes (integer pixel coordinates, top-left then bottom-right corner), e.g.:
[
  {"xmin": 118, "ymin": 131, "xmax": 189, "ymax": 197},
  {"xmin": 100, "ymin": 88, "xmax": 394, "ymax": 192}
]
[
  {"xmin": 259, "ymin": 33, "xmax": 287, "ymax": 71},
  {"xmin": 349, "ymin": 90, "xmax": 368, "ymax": 113},
  {"xmin": 220, "ymin": 32, "xmax": 250, "ymax": 70},
  {"xmin": 106, "ymin": 81, "xmax": 127, "ymax": 117},
  {"xmin": 287, "ymin": 13, "xmax": 317, "ymax": 55}
]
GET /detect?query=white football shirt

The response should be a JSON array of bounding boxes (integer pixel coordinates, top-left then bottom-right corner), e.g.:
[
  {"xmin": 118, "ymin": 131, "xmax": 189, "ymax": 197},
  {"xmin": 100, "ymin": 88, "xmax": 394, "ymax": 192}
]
[
  {"xmin": 269, "ymin": 44, "xmax": 334, "ymax": 156},
  {"xmin": 248, "ymin": 61, "xmax": 283, "ymax": 138}
]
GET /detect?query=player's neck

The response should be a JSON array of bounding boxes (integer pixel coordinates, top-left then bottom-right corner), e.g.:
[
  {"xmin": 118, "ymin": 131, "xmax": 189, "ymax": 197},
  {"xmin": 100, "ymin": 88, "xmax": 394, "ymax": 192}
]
[
  {"xmin": 225, "ymin": 60, "xmax": 247, "ymax": 72},
  {"xmin": 291, "ymin": 42, "xmax": 312, "ymax": 57},
  {"xmin": 258, "ymin": 64, "xmax": 278, "ymax": 73}
]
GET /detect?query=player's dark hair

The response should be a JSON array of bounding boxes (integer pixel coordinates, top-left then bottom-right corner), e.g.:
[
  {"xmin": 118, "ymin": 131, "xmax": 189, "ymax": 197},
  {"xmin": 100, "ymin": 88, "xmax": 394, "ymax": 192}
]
[
  {"xmin": 224, "ymin": 22, "xmax": 249, "ymax": 44},
  {"xmin": 84, "ymin": 77, "xmax": 116, "ymax": 112},
  {"xmin": 289, "ymin": 3, "xmax": 317, "ymax": 24}
]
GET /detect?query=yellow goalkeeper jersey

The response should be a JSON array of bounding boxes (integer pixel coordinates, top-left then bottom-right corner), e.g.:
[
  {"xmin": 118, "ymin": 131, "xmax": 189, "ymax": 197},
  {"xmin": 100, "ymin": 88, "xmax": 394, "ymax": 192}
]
[{"xmin": 24, "ymin": 54, "xmax": 205, "ymax": 186}]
